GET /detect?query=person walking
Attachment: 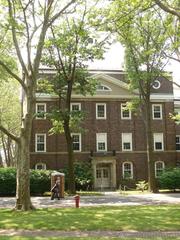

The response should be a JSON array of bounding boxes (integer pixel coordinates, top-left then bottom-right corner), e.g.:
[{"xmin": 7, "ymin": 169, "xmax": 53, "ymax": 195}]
[{"xmin": 51, "ymin": 177, "xmax": 60, "ymax": 200}]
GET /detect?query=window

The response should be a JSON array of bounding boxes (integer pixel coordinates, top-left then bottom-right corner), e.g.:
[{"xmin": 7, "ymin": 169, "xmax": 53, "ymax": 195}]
[
  {"xmin": 121, "ymin": 103, "xmax": 131, "ymax": 119},
  {"xmin": 70, "ymin": 103, "xmax": 81, "ymax": 111},
  {"xmin": 122, "ymin": 133, "xmax": 132, "ymax": 151},
  {"xmin": 123, "ymin": 162, "xmax": 133, "ymax": 179},
  {"xmin": 35, "ymin": 134, "xmax": 46, "ymax": 152},
  {"xmin": 96, "ymin": 103, "xmax": 106, "ymax": 119},
  {"xmin": 152, "ymin": 104, "xmax": 162, "ymax": 119},
  {"xmin": 154, "ymin": 133, "xmax": 164, "ymax": 151},
  {"xmin": 152, "ymin": 80, "xmax": 161, "ymax": 89},
  {"xmin": 36, "ymin": 103, "xmax": 46, "ymax": 119},
  {"xmin": 97, "ymin": 84, "xmax": 111, "ymax": 91},
  {"xmin": 176, "ymin": 136, "xmax": 180, "ymax": 151},
  {"xmin": 96, "ymin": 133, "xmax": 107, "ymax": 152},
  {"xmin": 35, "ymin": 163, "xmax": 46, "ymax": 170},
  {"xmin": 72, "ymin": 133, "xmax": 81, "ymax": 152},
  {"xmin": 155, "ymin": 161, "xmax": 165, "ymax": 177},
  {"xmin": 175, "ymin": 108, "xmax": 180, "ymax": 115}
]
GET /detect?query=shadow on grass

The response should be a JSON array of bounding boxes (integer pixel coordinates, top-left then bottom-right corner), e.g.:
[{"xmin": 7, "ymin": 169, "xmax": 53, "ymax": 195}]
[{"xmin": 0, "ymin": 205, "xmax": 180, "ymax": 231}]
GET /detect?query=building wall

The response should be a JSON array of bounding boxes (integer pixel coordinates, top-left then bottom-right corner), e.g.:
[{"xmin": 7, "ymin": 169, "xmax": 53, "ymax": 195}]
[{"xmin": 30, "ymin": 98, "xmax": 177, "ymax": 188}]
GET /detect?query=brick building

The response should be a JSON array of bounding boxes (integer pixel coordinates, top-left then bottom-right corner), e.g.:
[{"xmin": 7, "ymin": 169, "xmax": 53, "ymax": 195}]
[{"xmin": 30, "ymin": 69, "xmax": 179, "ymax": 189}]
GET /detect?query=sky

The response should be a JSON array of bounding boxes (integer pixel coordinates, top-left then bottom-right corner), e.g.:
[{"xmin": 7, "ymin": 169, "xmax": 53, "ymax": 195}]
[{"xmin": 89, "ymin": 42, "xmax": 180, "ymax": 98}]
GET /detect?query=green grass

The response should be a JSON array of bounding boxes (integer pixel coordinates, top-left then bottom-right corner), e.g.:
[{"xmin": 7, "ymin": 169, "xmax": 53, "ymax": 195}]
[{"xmin": 0, "ymin": 205, "xmax": 180, "ymax": 231}]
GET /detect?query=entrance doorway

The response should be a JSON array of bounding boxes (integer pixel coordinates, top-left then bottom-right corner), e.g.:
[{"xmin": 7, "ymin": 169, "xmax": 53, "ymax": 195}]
[
  {"xmin": 92, "ymin": 158, "xmax": 117, "ymax": 190},
  {"xmin": 96, "ymin": 166, "xmax": 110, "ymax": 189}
]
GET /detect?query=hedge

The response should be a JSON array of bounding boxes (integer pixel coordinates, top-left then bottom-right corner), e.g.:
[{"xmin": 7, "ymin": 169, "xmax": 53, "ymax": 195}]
[
  {"xmin": 0, "ymin": 168, "xmax": 51, "ymax": 196},
  {"xmin": 158, "ymin": 168, "xmax": 180, "ymax": 191}
]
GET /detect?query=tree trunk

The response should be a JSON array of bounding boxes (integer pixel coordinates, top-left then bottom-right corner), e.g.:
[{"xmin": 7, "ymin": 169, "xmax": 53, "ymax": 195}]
[
  {"xmin": 15, "ymin": 78, "xmax": 36, "ymax": 210},
  {"xmin": 64, "ymin": 120, "xmax": 76, "ymax": 194},
  {"xmin": 15, "ymin": 137, "xmax": 34, "ymax": 210},
  {"xmin": 0, "ymin": 152, "xmax": 3, "ymax": 167},
  {"xmin": 1, "ymin": 134, "xmax": 8, "ymax": 166},
  {"xmin": 144, "ymin": 102, "xmax": 158, "ymax": 193}
]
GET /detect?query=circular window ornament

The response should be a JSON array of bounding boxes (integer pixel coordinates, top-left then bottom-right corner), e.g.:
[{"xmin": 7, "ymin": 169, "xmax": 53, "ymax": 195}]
[{"xmin": 152, "ymin": 80, "xmax": 161, "ymax": 89}]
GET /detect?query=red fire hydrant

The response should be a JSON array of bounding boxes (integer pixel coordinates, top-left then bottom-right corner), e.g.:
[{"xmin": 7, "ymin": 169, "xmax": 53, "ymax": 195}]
[{"xmin": 74, "ymin": 195, "xmax": 80, "ymax": 208}]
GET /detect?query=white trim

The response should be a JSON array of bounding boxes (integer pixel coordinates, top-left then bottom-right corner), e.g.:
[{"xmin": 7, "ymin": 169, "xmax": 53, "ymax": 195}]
[
  {"xmin": 96, "ymin": 84, "xmax": 112, "ymax": 92},
  {"xmin": 155, "ymin": 161, "xmax": 165, "ymax": 178},
  {"xmin": 36, "ymin": 103, "xmax": 46, "ymax": 119},
  {"xmin": 153, "ymin": 133, "xmax": 164, "ymax": 151},
  {"xmin": 36, "ymin": 93, "xmax": 174, "ymax": 102},
  {"xmin": 70, "ymin": 103, "xmax": 81, "ymax": 111},
  {"xmin": 91, "ymin": 73, "xmax": 138, "ymax": 94},
  {"xmin": 122, "ymin": 162, "xmax": 133, "ymax": 179},
  {"xmin": 35, "ymin": 163, "xmax": 46, "ymax": 170},
  {"xmin": 35, "ymin": 134, "xmax": 46, "ymax": 152},
  {"xmin": 122, "ymin": 133, "xmax": 132, "ymax": 151},
  {"xmin": 71, "ymin": 133, "xmax": 81, "ymax": 152},
  {"xmin": 152, "ymin": 104, "xmax": 162, "ymax": 120},
  {"xmin": 121, "ymin": 103, "xmax": 131, "ymax": 120},
  {"xmin": 176, "ymin": 135, "xmax": 180, "ymax": 151},
  {"xmin": 96, "ymin": 103, "xmax": 106, "ymax": 119},
  {"xmin": 152, "ymin": 80, "xmax": 161, "ymax": 89},
  {"xmin": 150, "ymin": 94, "xmax": 174, "ymax": 100},
  {"xmin": 96, "ymin": 133, "xmax": 107, "ymax": 152}
]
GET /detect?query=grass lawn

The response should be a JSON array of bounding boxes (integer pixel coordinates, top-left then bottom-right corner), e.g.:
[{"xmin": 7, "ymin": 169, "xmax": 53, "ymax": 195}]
[{"xmin": 0, "ymin": 205, "xmax": 180, "ymax": 231}]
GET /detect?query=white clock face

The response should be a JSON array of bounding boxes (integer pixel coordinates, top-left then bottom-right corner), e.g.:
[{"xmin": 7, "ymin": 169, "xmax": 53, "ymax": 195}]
[{"xmin": 153, "ymin": 80, "xmax": 161, "ymax": 89}]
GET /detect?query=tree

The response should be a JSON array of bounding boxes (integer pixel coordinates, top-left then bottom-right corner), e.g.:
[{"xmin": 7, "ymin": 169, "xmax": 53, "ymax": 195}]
[
  {"xmin": 0, "ymin": 0, "xmax": 76, "ymax": 210},
  {"xmin": 154, "ymin": 1, "xmax": 180, "ymax": 63},
  {"xmin": 109, "ymin": 2, "xmax": 169, "ymax": 192},
  {"xmin": 154, "ymin": 0, "xmax": 180, "ymax": 19},
  {"xmin": 0, "ymin": 80, "xmax": 20, "ymax": 167},
  {"xmin": 39, "ymin": 1, "xmax": 107, "ymax": 193}
]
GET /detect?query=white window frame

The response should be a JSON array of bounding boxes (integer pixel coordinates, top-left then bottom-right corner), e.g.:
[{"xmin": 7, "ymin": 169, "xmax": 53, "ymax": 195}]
[
  {"xmin": 176, "ymin": 135, "xmax": 180, "ymax": 151},
  {"xmin": 96, "ymin": 103, "xmax": 106, "ymax": 119},
  {"xmin": 70, "ymin": 103, "xmax": 81, "ymax": 111},
  {"xmin": 153, "ymin": 133, "xmax": 164, "ymax": 151},
  {"xmin": 96, "ymin": 133, "xmax": 107, "ymax": 152},
  {"xmin": 97, "ymin": 84, "xmax": 112, "ymax": 91},
  {"xmin": 121, "ymin": 103, "xmax": 131, "ymax": 119},
  {"xmin": 122, "ymin": 133, "xmax": 132, "ymax": 151},
  {"xmin": 72, "ymin": 133, "xmax": 81, "ymax": 152},
  {"xmin": 152, "ymin": 104, "xmax": 162, "ymax": 120},
  {"xmin": 36, "ymin": 103, "xmax": 46, "ymax": 119},
  {"xmin": 155, "ymin": 161, "xmax": 165, "ymax": 178},
  {"xmin": 35, "ymin": 163, "xmax": 46, "ymax": 170},
  {"xmin": 35, "ymin": 134, "xmax": 46, "ymax": 152},
  {"xmin": 122, "ymin": 162, "xmax": 133, "ymax": 179}
]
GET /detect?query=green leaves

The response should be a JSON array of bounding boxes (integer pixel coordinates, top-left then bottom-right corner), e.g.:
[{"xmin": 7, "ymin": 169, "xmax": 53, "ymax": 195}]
[{"xmin": 48, "ymin": 108, "xmax": 86, "ymax": 135}]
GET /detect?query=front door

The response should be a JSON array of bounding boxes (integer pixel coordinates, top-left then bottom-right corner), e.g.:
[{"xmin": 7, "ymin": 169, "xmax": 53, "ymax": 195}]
[{"xmin": 96, "ymin": 167, "xmax": 110, "ymax": 189}]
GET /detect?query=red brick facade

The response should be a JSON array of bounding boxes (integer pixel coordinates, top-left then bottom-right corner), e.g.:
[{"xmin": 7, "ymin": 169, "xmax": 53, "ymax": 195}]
[{"xmin": 30, "ymin": 70, "xmax": 179, "ymax": 189}]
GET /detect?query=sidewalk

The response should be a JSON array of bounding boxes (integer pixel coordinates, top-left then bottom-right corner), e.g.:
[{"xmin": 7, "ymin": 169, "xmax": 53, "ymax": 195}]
[
  {"xmin": 0, "ymin": 192, "xmax": 179, "ymax": 208},
  {"xmin": 0, "ymin": 229, "xmax": 180, "ymax": 238}
]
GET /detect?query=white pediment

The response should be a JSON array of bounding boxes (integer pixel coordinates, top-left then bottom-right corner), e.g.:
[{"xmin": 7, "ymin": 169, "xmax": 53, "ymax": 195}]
[{"xmin": 91, "ymin": 73, "xmax": 138, "ymax": 97}]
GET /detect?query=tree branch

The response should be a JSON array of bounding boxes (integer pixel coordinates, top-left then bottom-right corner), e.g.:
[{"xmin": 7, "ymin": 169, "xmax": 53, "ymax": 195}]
[
  {"xmin": 0, "ymin": 125, "xmax": 19, "ymax": 143},
  {"xmin": 154, "ymin": 0, "xmax": 180, "ymax": 18},
  {"xmin": 7, "ymin": 0, "xmax": 28, "ymax": 77},
  {"xmin": 0, "ymin": 59, "xmax": 27, "ymax": 92},
  {"xmin": 47, "ymin": 0, "xmax": 76, "ymax": 27}
]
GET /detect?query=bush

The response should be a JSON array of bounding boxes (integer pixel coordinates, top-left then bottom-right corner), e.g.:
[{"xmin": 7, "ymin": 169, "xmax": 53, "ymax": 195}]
[
  {"xmin": 136, "ymin": 180, "xmax": 148, "ymax": 192},
  {"xmin": 0, "ymin": 168, "xmax": 16, "ymax": 196},
  {"xmin": 60, "ymin": 161, "xmax": 93, "ymax": 191},
  {"xmin": 0, "ymin": 168, "xmax": 51, "ymax": 196},
  {"xmin": 30, "ymin": 170, "xmax": 51, "ymax": 195},
  {"xmin": 74, "ymin": 162, "xmax": 93, "ymax": 191},
  {"xmin": 158, "ymin": 168, "xmax": 180, "ymax": 191}
]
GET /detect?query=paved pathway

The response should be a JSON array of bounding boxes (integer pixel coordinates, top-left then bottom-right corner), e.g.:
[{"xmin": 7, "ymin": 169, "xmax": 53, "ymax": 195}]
[
  {"xmin": 0, "ymin": 229, "xmax": 180, "ymax": 238},
  {"xmin": 0, "ymin": 192, "xmax": 179, "ymax": 208}
]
